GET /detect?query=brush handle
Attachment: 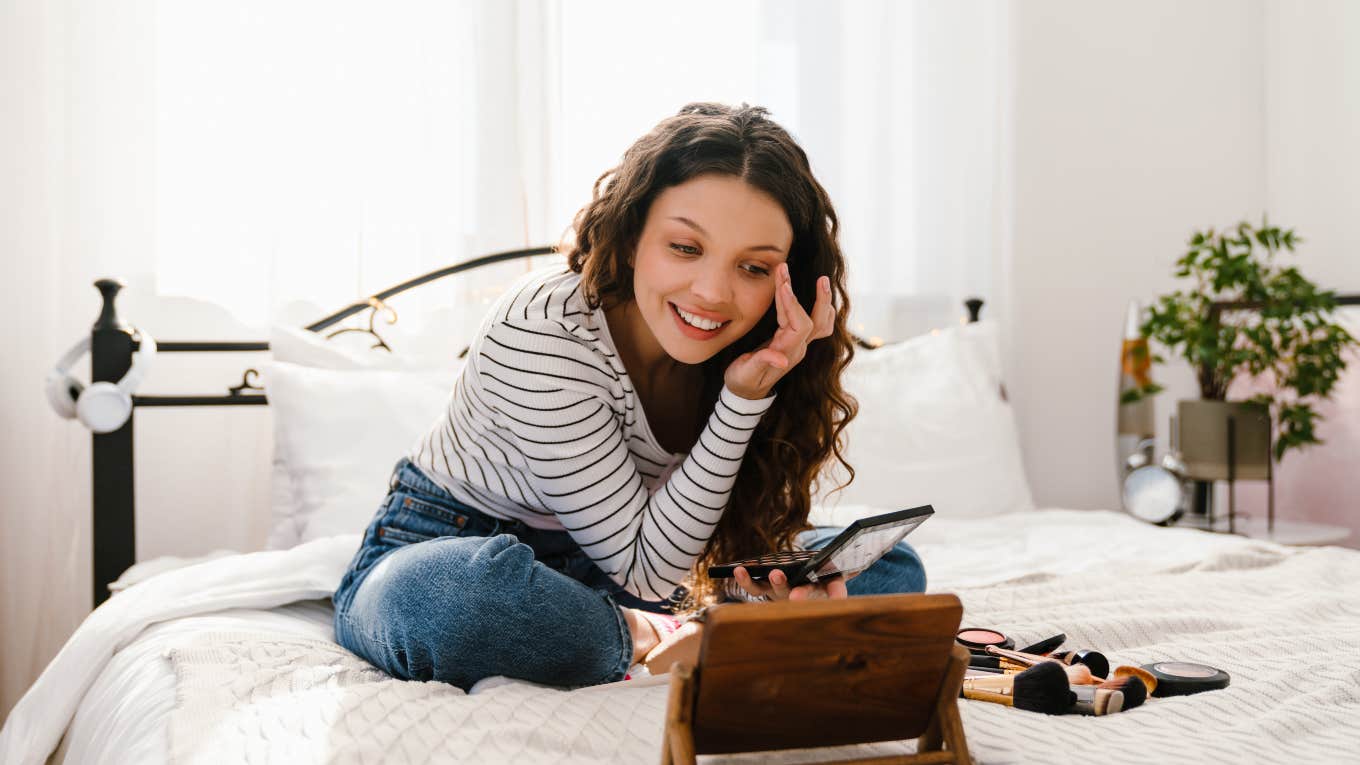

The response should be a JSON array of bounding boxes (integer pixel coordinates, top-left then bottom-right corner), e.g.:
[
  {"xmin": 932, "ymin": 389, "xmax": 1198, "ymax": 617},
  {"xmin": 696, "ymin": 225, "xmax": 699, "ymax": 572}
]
[
  {"xmin": 961, "ymin": 687, "xmax": 1015, "ymax": 707},
  {"xmin": 986, "ymin": 647, "xmax": 1096, "ymax": 684},
  {"xmin": 985, "ymin": 645, "xmax": 1047, "ymax": 665},
  {"xmin": 1018, "ymin": 633, "xmax": 1066, "ymax": 655},
  {"xmin": 1071, "ymin": 685, "xmax": 1125, "ymax": 716},
  {"xmin": 963, "ymin": 674, "xmax": 1016, "ymax": 692}
]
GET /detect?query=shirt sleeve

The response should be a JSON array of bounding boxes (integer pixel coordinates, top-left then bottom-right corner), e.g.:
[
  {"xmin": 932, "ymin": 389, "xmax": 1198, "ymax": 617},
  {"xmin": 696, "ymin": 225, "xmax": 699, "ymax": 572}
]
[{"xmin": 473, "ymin": 318, "xmax": 775, "ymax": 600}]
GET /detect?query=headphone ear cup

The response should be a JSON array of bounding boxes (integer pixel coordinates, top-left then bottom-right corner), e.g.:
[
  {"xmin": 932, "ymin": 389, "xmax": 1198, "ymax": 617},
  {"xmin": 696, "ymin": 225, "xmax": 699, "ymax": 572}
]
[
  {"xmin": 76, "ymin": 381, "xmax": 133, "ymax": 434},
  {"xmin": 45, "ymin": 370, "xmax": 84, "ymax": 419}
]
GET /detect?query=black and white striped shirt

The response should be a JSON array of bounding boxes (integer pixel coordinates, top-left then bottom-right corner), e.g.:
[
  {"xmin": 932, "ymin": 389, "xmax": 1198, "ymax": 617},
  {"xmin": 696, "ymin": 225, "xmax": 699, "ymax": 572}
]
[{"xmin": 411, "ymin": 267, "xmax": 775, "ymax": 600}]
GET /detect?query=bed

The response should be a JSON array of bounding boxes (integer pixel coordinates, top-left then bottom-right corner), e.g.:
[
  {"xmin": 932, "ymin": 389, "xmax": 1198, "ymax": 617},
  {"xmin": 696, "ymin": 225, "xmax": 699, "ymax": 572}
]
[{"xmin": 4, "ymin": 250, "xmax": 1359, "ymax": 765}]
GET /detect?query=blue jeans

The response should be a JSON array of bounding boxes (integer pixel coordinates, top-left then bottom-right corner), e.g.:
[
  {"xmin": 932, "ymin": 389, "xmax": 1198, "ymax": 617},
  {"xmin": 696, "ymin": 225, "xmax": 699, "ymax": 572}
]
[{"xmin": 332, "ymin": 458, "xmax": 927, "ymax": 691}]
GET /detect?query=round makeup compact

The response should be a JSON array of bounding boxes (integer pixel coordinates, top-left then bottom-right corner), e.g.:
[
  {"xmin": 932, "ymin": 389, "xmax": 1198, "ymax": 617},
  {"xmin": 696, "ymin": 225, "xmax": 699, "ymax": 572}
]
[
  {"xmin": 1141, "ymin": 661, "xmax": 1231, "ymax": 697},
  {"xmin": 956, "ymin": 628, "xmax": 1015, "ymax": 654}
]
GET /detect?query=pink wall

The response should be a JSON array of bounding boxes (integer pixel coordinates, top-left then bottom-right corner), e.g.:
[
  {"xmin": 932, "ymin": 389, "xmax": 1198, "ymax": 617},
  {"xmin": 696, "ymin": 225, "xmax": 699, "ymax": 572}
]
[{"xmin": 1229, "ymin": 313, "xmax": 1360, "ymax": 549}]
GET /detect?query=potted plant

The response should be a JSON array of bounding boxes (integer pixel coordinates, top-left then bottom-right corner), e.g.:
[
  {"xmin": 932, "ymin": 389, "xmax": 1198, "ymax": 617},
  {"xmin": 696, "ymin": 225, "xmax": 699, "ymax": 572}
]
[{"xmin": 1125, "ymin": 219, "xmax": 1357, "ymax": 513}]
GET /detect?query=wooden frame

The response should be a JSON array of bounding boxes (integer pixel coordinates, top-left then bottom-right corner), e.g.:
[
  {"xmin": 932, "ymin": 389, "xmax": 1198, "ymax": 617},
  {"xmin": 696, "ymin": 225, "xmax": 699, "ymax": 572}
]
[{"xmin": 661, "ymin": 593, "xmax": 971, "ymax": 765}]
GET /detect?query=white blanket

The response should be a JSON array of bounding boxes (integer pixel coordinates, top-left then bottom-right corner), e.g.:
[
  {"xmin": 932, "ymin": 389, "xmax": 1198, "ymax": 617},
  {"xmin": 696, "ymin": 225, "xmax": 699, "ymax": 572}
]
[{"xmin": 5, "ymin": 509, "xmax": 1360, "ymax": 764}]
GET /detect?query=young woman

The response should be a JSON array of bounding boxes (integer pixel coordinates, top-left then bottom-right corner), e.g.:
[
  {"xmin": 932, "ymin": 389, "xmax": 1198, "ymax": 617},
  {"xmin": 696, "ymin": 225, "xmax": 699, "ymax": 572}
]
[{"xmin": 331, "ymin": 102, "xmax": 926, "ymax": 690}]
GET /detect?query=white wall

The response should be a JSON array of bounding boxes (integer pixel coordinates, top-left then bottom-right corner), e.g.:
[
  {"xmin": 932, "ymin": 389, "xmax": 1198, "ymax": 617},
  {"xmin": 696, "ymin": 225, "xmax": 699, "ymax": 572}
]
[
  {"xmin": 1263, "ymin": 0, "xmax": 1360, "ymax": 295},
  {"xmin": 1007, "ymin": 0, "xmax": 1268, "ymax": 510},
  {"xmin": 1236, "ymin": 0, "xmax": 1360, "ymax": 542},
  {"xmin": 1008, "ymin": 0, "xmax": 1360, "ymax": 542}
]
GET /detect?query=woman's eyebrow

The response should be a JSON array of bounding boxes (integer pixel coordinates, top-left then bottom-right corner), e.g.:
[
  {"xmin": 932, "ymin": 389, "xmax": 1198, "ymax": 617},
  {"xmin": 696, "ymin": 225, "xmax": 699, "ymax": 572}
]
[{"xmin": 668, "ymin": 216, "xmax": 786, "ymax": 253}]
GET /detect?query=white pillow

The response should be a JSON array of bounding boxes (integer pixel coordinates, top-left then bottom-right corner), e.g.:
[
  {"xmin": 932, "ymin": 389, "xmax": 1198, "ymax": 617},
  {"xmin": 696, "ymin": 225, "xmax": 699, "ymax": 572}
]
[
  {"xmin": 261, "ymin": 359, "xmax": 457, "ymax": 548},
  {"xmin": 813, "ymin": 321, "xmax": 1033, "ymax": 521},
  {"xmin": 264, "ymin": 323, "xmax": 465, "ymax": 549}
]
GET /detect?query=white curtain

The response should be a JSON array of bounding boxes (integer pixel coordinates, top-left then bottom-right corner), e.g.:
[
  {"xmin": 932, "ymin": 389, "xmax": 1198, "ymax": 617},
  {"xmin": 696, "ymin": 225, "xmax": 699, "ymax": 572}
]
[
  {"xmin": 0, "ymin": 0, "xmax": 565, "ymax": 723},
  {"xmin": 1, "ymin": 0, "xmax": 1004, "ymax": 721},
  {"xmin": 556, "ymin": 0, "xmax": 1006, "ymax": 340},
  {"xmin": 151, "ymin": 0, "xmax": 565, "ymax": 326}
]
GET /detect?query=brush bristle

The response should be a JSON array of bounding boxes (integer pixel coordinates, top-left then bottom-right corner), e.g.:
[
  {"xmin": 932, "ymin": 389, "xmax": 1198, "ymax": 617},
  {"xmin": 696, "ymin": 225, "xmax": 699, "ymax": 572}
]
[
  {"xmin": 1101, "ymin": 676, "xmax": 1148, "ymax": 710},
  {"xmin": 1113, "ymin": 665, "xmax": 1158, "ymax": 696},
  {"xmin": 1056, "ymin": 650, "xmax": 1110, "ymax": 679},
  {"xmin": 1012, "ymin": 661, "xmax": 1074, "ymax": 715}
]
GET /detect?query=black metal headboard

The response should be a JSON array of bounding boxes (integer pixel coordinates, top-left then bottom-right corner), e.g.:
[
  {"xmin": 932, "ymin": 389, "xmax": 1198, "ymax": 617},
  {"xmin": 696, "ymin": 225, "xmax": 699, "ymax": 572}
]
[{"xmin": 84, "ymin": 246, "xmax": 987, "ymax": 607}]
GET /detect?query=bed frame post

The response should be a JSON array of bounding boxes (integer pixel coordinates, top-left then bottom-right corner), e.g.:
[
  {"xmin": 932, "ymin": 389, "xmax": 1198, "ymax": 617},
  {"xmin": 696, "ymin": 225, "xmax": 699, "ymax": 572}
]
[{"xmin": 90, "ymin": 279, "xmax": 137, "ymax": 608}]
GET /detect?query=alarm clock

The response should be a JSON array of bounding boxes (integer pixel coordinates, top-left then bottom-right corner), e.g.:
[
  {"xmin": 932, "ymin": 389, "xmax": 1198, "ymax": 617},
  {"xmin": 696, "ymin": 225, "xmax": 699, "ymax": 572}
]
[{"xmin": 1121, "ymin": 438, "xmax": 1188, "ymax": 525}]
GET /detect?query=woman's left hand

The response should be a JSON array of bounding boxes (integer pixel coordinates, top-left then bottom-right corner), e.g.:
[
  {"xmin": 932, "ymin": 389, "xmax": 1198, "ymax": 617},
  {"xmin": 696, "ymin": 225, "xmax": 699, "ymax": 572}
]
[
  {"xmin": 723, "ymin": 262, "xmax": 835, "ymax": 401},
  {"xmin": 731, "ymin": 566, "xmax": 856, "ymax": 601}
]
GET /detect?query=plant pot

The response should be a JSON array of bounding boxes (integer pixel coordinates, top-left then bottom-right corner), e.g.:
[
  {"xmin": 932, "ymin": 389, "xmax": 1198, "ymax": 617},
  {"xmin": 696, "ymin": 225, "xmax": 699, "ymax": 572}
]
[{"xmin": 1176, "ymin": 398, "xmax": 1272, "ymax": 481}]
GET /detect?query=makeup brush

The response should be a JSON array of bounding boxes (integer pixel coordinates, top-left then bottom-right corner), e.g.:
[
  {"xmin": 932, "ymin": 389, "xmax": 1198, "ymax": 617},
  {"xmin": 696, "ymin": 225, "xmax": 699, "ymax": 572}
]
[
  {"xmin": 1050, "ymin": 649, "xmax": 1111, "ymax": 679},
  {"xmin": 1018, "ymin": 633, "xmax": 1066, "ymax": 655},
  {"xmin": 1096, "ymin": 674, "xmax": 1149, "ymax": 711},
  {"xmin": 1060, "ymin": 666, "xmax": 1152, "ymax": 710},
  {"xmin": 1108, "ymin": 665, "xmax": 1159, "ymax": 696},
  {"xmin": 964, "ymin": 662, "xmax": 1091, "ymax": 690},
  {"xmin": 984, "ymin": 646, "xmax": 1096, "ymax": 684},
  {"xmin": 987, "ymin": 645, "xmax": 1111, "ymax": 679},
  {"xmin": 992, "ymin": 661, "xmax": 1094, "ymax": 684},
  {"xmin": 960, "ymin": 662, "xmax": 1075, "ymax": 715},
  {"xmin": 969, "ymin": 654, "xmax": 1002, "ymax": 669},
  {"xmin": 989, "ymin": 646, "xmax": 1154, "ymax": 697},
  {"xmin": 1071, "ymin": 682, "xmax": 1125, "ymax": 716}
]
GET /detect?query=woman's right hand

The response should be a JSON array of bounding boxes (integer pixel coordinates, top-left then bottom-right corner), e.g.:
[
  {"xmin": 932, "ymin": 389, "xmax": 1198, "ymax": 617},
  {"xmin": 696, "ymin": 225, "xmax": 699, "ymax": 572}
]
[
  {"xmin": 723, "ymin": 262, "xmax": 835, "ymax": 400},
  {"xmin": 643, "ymin": 620, "xmax": 704, "ymax": 676}
]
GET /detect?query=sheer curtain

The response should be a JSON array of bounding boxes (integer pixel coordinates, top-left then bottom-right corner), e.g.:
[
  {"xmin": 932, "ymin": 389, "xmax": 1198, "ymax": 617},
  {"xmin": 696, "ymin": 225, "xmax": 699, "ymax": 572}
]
[
  {"xmin": 2, "ymin": 0, "xmax": 1005, "ymax": 721},
  {"xmin": 147, "ymin": 0, "xmax": 1006, "ymax": 337},
  {"xmin": 152, "ymin": 0, "xmax": 565, "ymax": 326},
  {"xmin": 3, "ymin": 0, "xmax": 565, "ymax": 723},
  {"xmin": 558, "ymin": 0, "xmax": 1006, "ymax": 341}
]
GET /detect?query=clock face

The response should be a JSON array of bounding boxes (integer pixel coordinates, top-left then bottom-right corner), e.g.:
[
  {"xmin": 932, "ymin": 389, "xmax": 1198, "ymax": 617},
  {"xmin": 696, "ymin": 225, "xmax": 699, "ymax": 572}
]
[{"xmin": 1122, "ymin": 466, "xmax": 1184, "ymax": 524}]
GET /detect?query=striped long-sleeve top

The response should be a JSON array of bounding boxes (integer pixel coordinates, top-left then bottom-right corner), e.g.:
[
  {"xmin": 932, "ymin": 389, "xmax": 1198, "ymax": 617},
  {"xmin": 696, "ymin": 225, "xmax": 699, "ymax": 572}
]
[{"xmin": 411, "ymin": 267, "xmax": 775, "ymax": 600}]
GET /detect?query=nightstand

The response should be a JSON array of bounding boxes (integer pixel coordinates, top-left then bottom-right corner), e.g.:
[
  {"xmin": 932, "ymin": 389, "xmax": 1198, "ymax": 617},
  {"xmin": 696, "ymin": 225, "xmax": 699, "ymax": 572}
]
[{"xmin": 1179, "ymin": 515, "xmax": 1352, "ymax": 546}]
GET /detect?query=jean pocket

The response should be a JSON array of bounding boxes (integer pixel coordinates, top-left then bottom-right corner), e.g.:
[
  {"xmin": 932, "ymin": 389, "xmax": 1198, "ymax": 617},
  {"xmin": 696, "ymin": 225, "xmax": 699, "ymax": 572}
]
[
  {"xmin": 377, "ymin": 490, "xmax": 479, "ymax": 544},
  {"xmin": 374, "ymin": 525, "xmax": 443, "ymax": 546}
]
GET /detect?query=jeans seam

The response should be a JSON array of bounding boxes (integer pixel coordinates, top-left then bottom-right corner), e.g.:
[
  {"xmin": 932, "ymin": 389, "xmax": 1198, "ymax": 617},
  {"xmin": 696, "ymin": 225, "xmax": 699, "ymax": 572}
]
[{"xmin": 591, "ymin": 591, "xmax": 635, "ymax": 685}]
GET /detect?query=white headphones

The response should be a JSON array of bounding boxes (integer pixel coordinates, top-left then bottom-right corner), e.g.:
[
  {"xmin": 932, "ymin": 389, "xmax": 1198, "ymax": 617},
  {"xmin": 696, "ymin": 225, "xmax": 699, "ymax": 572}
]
[{"xmin": 45, "ymin": 330, "xmax": 157, "ymax": 434}]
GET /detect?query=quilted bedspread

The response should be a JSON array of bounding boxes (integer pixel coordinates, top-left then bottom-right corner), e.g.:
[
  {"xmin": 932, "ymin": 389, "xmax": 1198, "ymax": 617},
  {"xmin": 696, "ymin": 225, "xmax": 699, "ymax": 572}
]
[{"xmin": 6, "ymin": 509, "xmax": 1360, "ymax": 764}]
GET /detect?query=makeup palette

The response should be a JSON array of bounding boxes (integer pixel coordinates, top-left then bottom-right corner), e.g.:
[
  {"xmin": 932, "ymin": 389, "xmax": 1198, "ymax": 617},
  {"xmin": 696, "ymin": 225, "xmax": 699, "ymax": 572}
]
[
  {"xmin": 956, "ymin": 627, "xmax": 1015, "ymax": 654},
  {"xmin": 1141, "ymin": 661, "xmax": 1231, "ymax": 697}
]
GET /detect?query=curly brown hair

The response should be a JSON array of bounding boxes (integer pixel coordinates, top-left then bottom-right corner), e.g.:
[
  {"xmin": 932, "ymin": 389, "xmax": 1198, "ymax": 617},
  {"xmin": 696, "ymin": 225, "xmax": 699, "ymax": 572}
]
[{"xmin": 563, "ymin": 102, "xmax": 857, "ymax": 616}]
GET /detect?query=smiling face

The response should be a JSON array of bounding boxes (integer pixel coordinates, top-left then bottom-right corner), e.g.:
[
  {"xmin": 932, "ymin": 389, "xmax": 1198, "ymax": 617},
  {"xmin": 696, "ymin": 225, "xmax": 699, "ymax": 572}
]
[{"xmin": 628, "ymin": 173, "xmax": 794, "ymax": 365}]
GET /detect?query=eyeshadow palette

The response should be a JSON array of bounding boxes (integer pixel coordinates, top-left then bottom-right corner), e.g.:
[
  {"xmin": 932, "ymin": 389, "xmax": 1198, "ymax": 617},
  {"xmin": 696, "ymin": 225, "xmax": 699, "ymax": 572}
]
[{"xmin": 707, "ymin": 505, "xmax": 934, "ymax": 588}]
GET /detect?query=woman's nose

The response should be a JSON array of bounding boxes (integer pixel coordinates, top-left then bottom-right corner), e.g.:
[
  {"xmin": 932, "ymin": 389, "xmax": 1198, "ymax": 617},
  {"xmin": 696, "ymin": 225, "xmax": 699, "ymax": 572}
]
[{"xmin": 690, "ymin": 263, "xmax": 732, "ymax": 306}]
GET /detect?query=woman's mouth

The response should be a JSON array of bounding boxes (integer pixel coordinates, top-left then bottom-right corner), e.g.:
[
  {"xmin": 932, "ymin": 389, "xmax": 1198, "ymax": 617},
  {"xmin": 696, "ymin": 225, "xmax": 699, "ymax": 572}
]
[{"xmin": 669, "ymin": 302, "xmax": 730, "ymax": 340}]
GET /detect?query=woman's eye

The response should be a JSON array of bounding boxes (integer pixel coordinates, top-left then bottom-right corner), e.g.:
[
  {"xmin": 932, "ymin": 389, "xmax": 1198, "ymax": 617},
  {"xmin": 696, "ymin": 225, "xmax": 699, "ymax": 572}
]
[
  {"xmin": 741, "ymin": 263, "xmax": 772, "ymax": 277},
  {"xmin": 669, "ymin": 243, "xmax": 700, "ymax": 256}
]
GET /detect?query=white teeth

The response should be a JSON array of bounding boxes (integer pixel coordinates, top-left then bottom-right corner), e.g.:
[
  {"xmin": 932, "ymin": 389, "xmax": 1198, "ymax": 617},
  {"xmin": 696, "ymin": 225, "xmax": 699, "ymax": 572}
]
[{"xmin": 676, "ymin": 306, "xmax": 724, "ymax": 331}]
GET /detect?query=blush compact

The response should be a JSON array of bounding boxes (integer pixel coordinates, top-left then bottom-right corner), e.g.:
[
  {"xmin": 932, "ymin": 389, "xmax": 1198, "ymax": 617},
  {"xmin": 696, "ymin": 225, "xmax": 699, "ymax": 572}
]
[
  {"xmin": 1141, "ymin": 661, "xmax": 1231, "ymax": 697},
  {"xmin": 956, "ymin": 627, "xmax": 1015, "ymax": 654}
]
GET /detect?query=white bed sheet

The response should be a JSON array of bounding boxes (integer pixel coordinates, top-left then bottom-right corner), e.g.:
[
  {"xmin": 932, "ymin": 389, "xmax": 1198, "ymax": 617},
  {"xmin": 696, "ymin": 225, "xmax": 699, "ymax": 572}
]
[
  {"xmin": 55, "ymin": 601, "xmax": 335, "ymax": 765},
  {"xmin": 6, "ymin": 508, "xmax": 1360, "ymax": 765}
]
